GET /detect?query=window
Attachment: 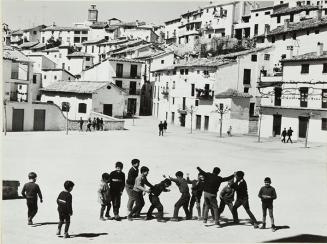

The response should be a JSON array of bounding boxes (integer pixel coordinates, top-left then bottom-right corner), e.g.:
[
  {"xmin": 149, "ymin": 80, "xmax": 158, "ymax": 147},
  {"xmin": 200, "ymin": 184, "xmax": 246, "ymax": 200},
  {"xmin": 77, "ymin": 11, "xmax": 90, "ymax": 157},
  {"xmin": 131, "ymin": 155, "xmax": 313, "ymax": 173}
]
[
  {"xmin": 33, "ymin": 74, "xmax": 37, "ymax": 84},
  {"xmin": 315, "ymin": 29, "xmax": 320, "ymax": 34},
  {"xmin": 264, "ymin": 54, "xmax": 270, "ymax": 60},
  {"xmin": 306, "ymin": 10, "xmax": 310, "ymax": 15},
  {"xmin": 130, "ymin": 64, "xmax": 138, "ymax": 78},
  {"xmin": 172, "ymin": 81, "xmax": 176, "ymax": 89},
  {"xmin": 81, "ymin": 37, "xmax": 88, "ymax": 42},
  {"xmin": 300, "ymin": 87, "xmax": 308, "ymax": 107},
  {"xmin": 67, "ymin": 37, "xmax": 70, "ymax": 43},
  {"xmin": 272, "ymin": 36, "xmax": 275, "ymax": 43},
  {"xmin": 115, "ymin": 80, "xmax": 122, "ymax": 88},
  {"xmin": 54, "ymin": 75, "xmax": 57, "ymax": 80},
  {"xmin": 85, "ymin": 57, "xmax": 90, "ymax": 61},
  {"xmin": 82, "ymin": 30, "xmax": 88, "ymax": 34},
  {"xmin": 74, "ymin": 37, "xmax": 80, "ymax": 43},
  {"xmin": 292, "ymin": 33, "xmax": 296, "ymax": 40},
  {"xmin": 282, "ymin": 34, "xmax": 286, "ymax": 41},
  {"xmin": 33, "ymin": 31, "xmax": 37, "ymax": 35},
  {"xmin": 191, "ymin": 84, "xmax": 195, "ymax": 96},
  {"xmin": 307, "ymin": 30, "xmax": 310, "ymax": 35},
  {"xmin": 322, "ymin": 118, "xmax": 327, "ymax": 130},
  {"xmin": 265, "ymin": 11, "xmax": 270, "ymax": 15},
  {"xmin": 301, "ymin": 64, "xmax": 309, "ymax": 74},
  {"xmin": 203, "ymin": 70, "xmax": 209, "ymax": 75},
  {"xmin": 281, "ymin": 54, "xmax": 286, "ymax": 59},
  {"xmin": 274, "ymin": 87, "xmax": 282, "ymax": 106},
  {"xmin": 78, "ymin": 103, "xmax": 87, "ymax": 113},
  {"xmin": 195, "ymin": 100, "xmax": 199, "ymax": 106},
  {"xmin": 54, "ymin": 55, "xmax": 57, "ymax": 58},
  {"xmin": 172, "ymin": 97, "xmax": 175, "ymax": 104},
  {"xmin": 47, "ymin": 101, "xmax": 54, "ymax": 104},
  {"xmin": 116, "ymin": 63, "xmax": 123, "ymax": 77},
  {"xmin": 254, "ymin": 24, "xmax": 258, "ymax": 36},
  {"xmin": 42, "ymin": 37, "xmax": 45, "ymax": 43},
  {"xmin": 173, "ymin": 70, "xmax": 176, "ymax": 75},
  {"xmin": 244, "ymin": 87, "xmax": 249, "ymax": 93},
  {"xmin": 180, "ymin": 69, "xmax": 184, "ymax": 75},
  {"xmin": 290, "ymin": 14, "xmax": 294, "ymax": 22},
  {"xmin": 323, "ymin": 64, "xmax": 327, "ymax": 73},
  {"xmin": 74, "ymin": 31, "xmax": 80, "ymax": 34},
  {"xmin": 322, "ymin": 89, "xmax": 327, "ymax": 108},
  {"xmin": 68, "ymin": 66, "xmax": 70, "ymax": 71},
  {"xmin": 197, "ymin": 70, "xmax": 200, "ymax": 74},
  {"xmin": 251, "ymin": 54, "xmax": 257, "ymax": 62},
  {"xmin": 256, "ymin": 13, "xmax": 259, "ymax": 17},
  {"xmin": 208, "ymin": 34, "xmax": 211, "ymax": 38},
  {"xmin": 243, "ymin": 69, "xmax": 251, "ymax": 84},
  {"xmin": 161, "ymin": 60, "xmax": 164, "ymax": 64},
  {"xmin": 277, "ymin": 16, "xmax": 281, "ymax": 23},
  {"xmin": 44, "ymin": 75, "xmax": 46, "ymax": 79},
  {"xmin": 91, "ymin": 46, "xmax": 94, "ymax": 53},
  {"xmin": 185, "ymin": 69, "xmax": 188, "ymax": 75},
  {"xmin": 61, "ymin": 102, "xmax": 70, "ymax": 112}
]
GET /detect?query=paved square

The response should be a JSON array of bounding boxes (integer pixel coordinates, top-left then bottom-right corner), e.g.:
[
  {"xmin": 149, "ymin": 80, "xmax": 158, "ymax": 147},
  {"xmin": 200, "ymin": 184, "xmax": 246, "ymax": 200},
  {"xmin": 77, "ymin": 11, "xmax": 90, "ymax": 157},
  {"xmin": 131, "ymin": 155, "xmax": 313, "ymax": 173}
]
[{"xmin": 2, "ymin": 117, "xmax": 327, "ymax": 243}]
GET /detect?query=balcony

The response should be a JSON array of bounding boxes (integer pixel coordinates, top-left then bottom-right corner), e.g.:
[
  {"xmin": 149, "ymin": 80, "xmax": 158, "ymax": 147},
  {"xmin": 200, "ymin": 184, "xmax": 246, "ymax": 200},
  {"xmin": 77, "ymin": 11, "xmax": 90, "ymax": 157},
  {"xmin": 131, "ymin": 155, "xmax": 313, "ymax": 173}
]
[
  {"xmin": 258, "ymin": 74, "xmax": 283, "ymax": 88},
  {"xmin": 127, "ymin": 89, "xmax": 141, "ymax": 96},
  {"xmin": 161, "ymin": 90, "xmax": 169, "ymax": 99},
  {"xmin": 196, "ymin": 89, "xmax": 214, "ymax": 105}
]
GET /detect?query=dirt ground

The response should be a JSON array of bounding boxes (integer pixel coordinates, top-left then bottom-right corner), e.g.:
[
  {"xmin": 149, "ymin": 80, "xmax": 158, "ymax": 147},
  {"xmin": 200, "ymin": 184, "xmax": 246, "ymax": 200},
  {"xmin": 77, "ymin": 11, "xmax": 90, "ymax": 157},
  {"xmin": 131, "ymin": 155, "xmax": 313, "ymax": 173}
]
[{"xmin": 2, "ymin": 116, "xmax": 327, "ymax": 243}]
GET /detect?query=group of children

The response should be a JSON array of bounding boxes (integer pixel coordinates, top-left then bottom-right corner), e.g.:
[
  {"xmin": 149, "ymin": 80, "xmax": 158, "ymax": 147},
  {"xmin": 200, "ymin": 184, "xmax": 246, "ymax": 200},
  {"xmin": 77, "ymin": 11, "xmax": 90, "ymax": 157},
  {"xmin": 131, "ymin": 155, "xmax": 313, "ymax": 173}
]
[{"xmin": 21, "ymin": 159, "xmax": 278, "ymax": 238}]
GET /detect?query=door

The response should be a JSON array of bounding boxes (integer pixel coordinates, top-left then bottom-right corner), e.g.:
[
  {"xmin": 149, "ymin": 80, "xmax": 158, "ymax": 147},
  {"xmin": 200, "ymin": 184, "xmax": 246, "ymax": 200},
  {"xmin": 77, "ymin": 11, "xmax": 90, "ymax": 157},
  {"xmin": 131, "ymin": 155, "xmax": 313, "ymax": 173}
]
[
  {"xmin": 33, "ymin": 109, "xmax": 45, "ymax": 131},
  {"xmin": 204, "ymin": 116, "xmax": 209, "ymax": 131},
  {"xmin": 180, "ymin": 114, "xmax": 185, "ymax": 127},
  {"xmin": 299, "ymin": 116, "xmax": 308, "ymax": 138},
  {"xmin": 127, "ymin": 98, "xmax": 137, "ymax": 115},
  {"xmin": 196, "ymin": 115, "xmax": 201, "ymax": 130},
  {"xmin": 12, "ymin": 109, "xmax": 24, "ymax": 131},
  {"xmin": 272, "ymin": 114, "xmax": 282, "ymax": 136},
  {"xmin": 103, "ymin": 104, "xmax": 112, "ymax": 116},
  {"xmin": 249, "ymin": 103, "xmax": 255, "ymax": 117},
  {"xmin": 171, "ymin": 112, "xmax": 175, "ymax": 123}
]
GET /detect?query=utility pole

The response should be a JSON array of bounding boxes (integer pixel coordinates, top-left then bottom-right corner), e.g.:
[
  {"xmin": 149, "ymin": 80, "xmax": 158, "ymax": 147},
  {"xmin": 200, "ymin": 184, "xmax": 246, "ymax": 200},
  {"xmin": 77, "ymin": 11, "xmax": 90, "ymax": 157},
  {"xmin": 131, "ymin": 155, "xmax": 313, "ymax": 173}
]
[{"xmin": 257, "ymin": 107, "xmax": 263, "ymax": 143}]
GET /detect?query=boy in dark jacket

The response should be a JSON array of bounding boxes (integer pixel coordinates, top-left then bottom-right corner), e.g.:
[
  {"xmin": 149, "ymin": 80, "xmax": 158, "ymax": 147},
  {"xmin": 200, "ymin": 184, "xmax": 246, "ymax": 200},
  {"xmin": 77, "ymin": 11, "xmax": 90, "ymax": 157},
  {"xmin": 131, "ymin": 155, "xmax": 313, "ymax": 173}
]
[
  {"xmin": 126, "ymin": 159, "xmax": 140, "ymax": 216},
  {"xmin": 197, "ymin": 167, "xmax": 234, "ymax": 225},
  {"xmin": 231, "ymin": 171, "xmax": 259, "ymax": 228},
  {"xmin": 109, "ymin": 162, "xmax": 125, "ymax": 221},
  {"xmin": 128, "ymin": 166, "xmax": 153, "ymax": 221},
  {"xmin": 287, "ymin": 127, "xmax": 293, "ymax": 143},
  {"xmin": 168, "ymin": 171, "xmax": 191, "ymax": 221},
  {"xmin": 258, "ymin": 177, "xmax": 277, "ymax": 231},
  {"xmin": 21, "ymin": 172, "xmax": 43, "ymax": 225},
  {"xmin": 98, "ymin": 173, "xmax": 111, "ymax": 220},
  {"xmin": 186, "ymin": 173, "xmax": 205, "ymax": 219},
  {"xmin": 56, "ymin": 180, "xmax": 74, "ymax": 238},
  {"xmin": 146, "ymin": 179, "xmax": 171, "ymax": 222},
  {"xmin": 217, "ymin": 180, "xmax": 235, "ymax": 220}
]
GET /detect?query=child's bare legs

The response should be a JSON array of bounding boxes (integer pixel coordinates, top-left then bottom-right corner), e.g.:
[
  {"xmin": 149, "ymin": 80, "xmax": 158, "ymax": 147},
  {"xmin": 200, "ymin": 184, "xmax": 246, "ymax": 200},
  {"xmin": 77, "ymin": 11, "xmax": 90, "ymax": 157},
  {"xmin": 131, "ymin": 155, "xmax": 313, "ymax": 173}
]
[
  {"xmin": 268, "ymin": 208, "xmax": 275, "ymax": 226},
  {"xmin": 196, "ymin": 201, "xmax": 201, "ymax": 219}
]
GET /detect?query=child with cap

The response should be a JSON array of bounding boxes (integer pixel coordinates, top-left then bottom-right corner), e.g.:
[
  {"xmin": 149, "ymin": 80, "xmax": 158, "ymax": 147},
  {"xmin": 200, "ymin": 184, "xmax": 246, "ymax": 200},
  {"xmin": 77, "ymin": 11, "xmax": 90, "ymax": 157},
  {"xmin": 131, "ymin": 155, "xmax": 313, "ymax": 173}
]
[
  {"xmin": 258, "ymin": 177, "xmax": 277, "ymax": 231},
  {"xmin": 126, "ymin": 159, "xmax": 140, "ymax": 216},
  {"xmin": 21, "ymin": 172, "xmax": 43, "ymax": 225},
  {"xmin": 231, "ymin": 171, "xmax": 259, "ymax": 228},
  {"xmin": 146, "ymin": 178, "xmax": 172, "ymax": 222},
  {"xmin": 168, "ymin": 171, "xmax": 191, "ymax": 221},
  {"xmin": 109, "ymin": 162, "xmax": 125, "ymax": 221},
  {"xmin": 98, "ymin": 173, "xmax": 111, "ymax": 220},
  {"xmin": 56, "ymin": 180, "xmax": 74, "ymax": 238}
]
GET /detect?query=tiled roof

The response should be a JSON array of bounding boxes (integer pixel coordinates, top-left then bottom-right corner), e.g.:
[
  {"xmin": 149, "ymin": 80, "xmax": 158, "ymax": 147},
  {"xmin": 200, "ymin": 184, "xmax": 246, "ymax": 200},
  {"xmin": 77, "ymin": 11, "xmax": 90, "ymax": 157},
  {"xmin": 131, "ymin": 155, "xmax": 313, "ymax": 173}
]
[
  {"xmin": 42, "ymin": 47, "xmax": 59, "ymax": 52},
  {"xmin": 107, "ymin": 57, "xmax": 144, "ymax": 64},
  {"xmin": 116, "ymin": 21, "xmax": 146, "ymax": 27},
  {"xmin": 41, "ymin": 68, "xmax": 76, "ymax": 78},
  {"xmin": 11, "ymin": 30, "xmax": 23, "ymax": 35},
  {"xmin": 150, "ymin": 66, "xmax": 175, "ymax": 72},
  {"xmin": 217, "ymin": 46, "xmax": 272, "ymax": 58},
  {"xmin": 98, "ymin": 39, "xmax": 128, "ymax": 46},
  {"xmin": 42, "ymin": 26, "xmax": 89, "ymax": 32},
  {"xmin": 82, "ymin": 38, "xmax": 107, "ymax": 45},
  {"xmin": 18, "ymin": 41, "xmax": 39, "ymax": 49},
  {"xmin": 90, "ymin": 22, "xmax": 108, "ymax": 29},
  {"xmin": 41, "ymin": 81, "xmax": 108, "ymax": 94},
  {"xmin": 112, "ymin": 43, "xmax": 152, "ymax": 55},
  {"xmin": 66, "ymin": 52, "xmax": 94, "ymax": 58},
  {"xmin": 164, "ymin": 17, "xmax": 182, "ymax": 25},
  {"xmin": 264, "ymin": 17, "xmax": 327, "ymax": 36},
  {"xmin": 3, "ymin": 46, "xmax": 32, "ymax": 63},
  {"xmin": 120, "ymin": 39, "xmax": 146, "ymax": 48},
  {"xmin": 281, "ymin": 51, "xmax": 327, "ymax": 62},
  {"xmin": 30, "ymin": 43, "xmax": 47, "ymax": 50},
  {"xmin": 215, "ymin": 89, "xmax": 253, "ymax": 99},
  {"xmin": 174, "ymin": 58, "xmax": 234, "ymax": 68},
  {"xmin": 271, "ymin": 5, "xmax": 318, "ymax": 16},
  {"xmin": 106, "ymin": 26, "xmax": 119, "ymax": 31},
  {"xmin": 23, "ymin": 25, "xmax": 47, "ymax": 32}
]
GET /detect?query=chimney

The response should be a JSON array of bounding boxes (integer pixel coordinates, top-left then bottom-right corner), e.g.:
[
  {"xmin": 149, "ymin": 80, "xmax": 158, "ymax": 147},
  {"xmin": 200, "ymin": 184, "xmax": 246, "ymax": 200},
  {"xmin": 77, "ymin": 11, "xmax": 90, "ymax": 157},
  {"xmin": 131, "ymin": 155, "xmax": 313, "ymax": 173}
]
[
  {"xmin": 317, "ymin": 6, "xmax": 322, "ymax": 20},
  {"xmin": 317, "ymin": 42, "xmax": 324, "ymax": 56},
  {"xmin": 284, "ymin": 19, "xmax": 290, "ymax": 31}
]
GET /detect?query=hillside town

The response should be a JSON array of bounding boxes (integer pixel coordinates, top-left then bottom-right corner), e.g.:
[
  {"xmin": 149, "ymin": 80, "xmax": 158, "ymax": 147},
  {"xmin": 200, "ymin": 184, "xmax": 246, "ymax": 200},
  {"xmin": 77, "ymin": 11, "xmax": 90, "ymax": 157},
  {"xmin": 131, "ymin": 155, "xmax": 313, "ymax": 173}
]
[{"xmin": 3, "ymin": 0, "xmax": 327, "ymax": 142}]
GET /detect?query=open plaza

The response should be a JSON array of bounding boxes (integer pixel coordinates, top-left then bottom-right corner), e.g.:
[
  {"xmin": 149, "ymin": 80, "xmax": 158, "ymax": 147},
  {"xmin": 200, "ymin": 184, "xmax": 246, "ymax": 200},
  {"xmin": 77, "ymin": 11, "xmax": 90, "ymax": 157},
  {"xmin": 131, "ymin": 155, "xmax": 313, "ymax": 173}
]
[{"xmin": 2, "ymin": 117, "xmax": 327, "ymax": 243}]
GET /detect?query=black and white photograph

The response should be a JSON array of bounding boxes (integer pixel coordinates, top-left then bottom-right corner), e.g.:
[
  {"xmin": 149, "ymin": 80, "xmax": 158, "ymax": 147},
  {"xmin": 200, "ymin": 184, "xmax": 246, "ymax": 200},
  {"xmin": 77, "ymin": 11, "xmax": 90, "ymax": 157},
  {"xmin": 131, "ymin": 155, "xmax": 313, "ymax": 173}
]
[{"xmin": 1, "ymin": 0, "xmax": 327, "ymax": 243}]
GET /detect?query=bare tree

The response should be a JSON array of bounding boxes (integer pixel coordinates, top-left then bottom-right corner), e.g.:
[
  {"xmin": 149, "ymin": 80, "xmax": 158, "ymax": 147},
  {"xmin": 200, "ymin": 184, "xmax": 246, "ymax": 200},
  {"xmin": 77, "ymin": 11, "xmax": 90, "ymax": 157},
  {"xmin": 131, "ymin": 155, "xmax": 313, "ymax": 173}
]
[
  {"xmin": 212, "ymin": 104, "xmax": 230, "ymax": 138},
  {"xmin": 185, "ymin": 105, "xmax": 197, "ymax": 134}
]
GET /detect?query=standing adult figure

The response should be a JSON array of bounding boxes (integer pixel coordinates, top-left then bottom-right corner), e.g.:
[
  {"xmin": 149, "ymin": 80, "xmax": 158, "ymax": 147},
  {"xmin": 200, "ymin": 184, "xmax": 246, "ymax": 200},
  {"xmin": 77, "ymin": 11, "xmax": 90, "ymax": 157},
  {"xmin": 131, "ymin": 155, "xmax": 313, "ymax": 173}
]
[
  {"xmin": 287, "ymin": 127, "xmax": 293, "ymax": 143},
  {"xmin": 158, "ymin": 121, "xmax": 164, "ymax": 136},
  {"xmin": 197, "ymin": 166, "xmax": 234, "ymax": 225}
]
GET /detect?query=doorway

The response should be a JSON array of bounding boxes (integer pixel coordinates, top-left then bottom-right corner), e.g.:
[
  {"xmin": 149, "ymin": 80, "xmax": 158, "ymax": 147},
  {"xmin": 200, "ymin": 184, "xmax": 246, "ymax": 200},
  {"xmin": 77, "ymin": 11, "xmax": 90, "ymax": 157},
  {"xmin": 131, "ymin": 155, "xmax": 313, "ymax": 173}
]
[
  {"xmin": 33, "ymin": 109, "xmax": 45, "ymax": 131},
  {"xmin": 298, "ymin": 116, "xmax": 308, "ymax": 138},
  {"xmin": 196, "ymin": 115, "xmax": 201, "ymax": 130},
  {"xmin": 12, "ymin": 108, "xmax": 24, "ymax": 131},
  {"xmin": 272, "ymin": 114, "xmax": 282, "ymax": 136},
  {"xmin": 127, "ymin": 98, "xmax": 137, "ymax": 115},
  {"xmin": 204, "ymin": 116, "xmax": 209, "ymax": 131},
  {"xmin": 103, "ymin": 104, "xmax": 113, "ymax": 116}
]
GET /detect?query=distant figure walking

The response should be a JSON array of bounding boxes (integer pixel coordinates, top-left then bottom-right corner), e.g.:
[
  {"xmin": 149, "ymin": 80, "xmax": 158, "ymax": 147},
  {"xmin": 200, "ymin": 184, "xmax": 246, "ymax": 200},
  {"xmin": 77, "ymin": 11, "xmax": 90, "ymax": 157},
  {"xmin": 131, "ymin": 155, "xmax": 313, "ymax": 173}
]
[
  {"xmin": 92, "ymin": 118, "xmax": 97, "ymax": 131},
  {"xmin": 96, "ymin": 117, "xmax": 100, "ymax": 130},
  {"xmin": 287, "ymin": 127, "xmax": 293, "ymax": 143},
  {"xmin": 163, "ymin": 120, "xmax": 167, "ymax": 132},
  {"xmin": 100, "ymin": 118, "xmax": 104, "ymax": 131},
  {"xmin": 79, "ymin": 117, "xmax": 84, "ymax": 131},
  {"xmin": 227, "ymin": 126, "xmax": 232, "ymax": 136},
  {"xmin": 86, "ymin": 118, "xmax": 92, "ymax": 132},
  {"xmin": 281, "ymin": 128, "xmax": 287, "ymax": 143},
  {"xmin": 158, "ymin": 121, "xmax": 164, "ymax": 136}
]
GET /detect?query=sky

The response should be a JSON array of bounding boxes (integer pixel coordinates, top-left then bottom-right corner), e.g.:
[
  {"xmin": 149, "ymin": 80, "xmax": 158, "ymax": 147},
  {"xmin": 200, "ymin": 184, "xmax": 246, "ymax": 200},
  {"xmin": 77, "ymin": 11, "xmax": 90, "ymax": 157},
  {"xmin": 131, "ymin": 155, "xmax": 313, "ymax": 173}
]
[{"xmin": 2, "ymin": 1, "xmax": 273, "ymax": 30}]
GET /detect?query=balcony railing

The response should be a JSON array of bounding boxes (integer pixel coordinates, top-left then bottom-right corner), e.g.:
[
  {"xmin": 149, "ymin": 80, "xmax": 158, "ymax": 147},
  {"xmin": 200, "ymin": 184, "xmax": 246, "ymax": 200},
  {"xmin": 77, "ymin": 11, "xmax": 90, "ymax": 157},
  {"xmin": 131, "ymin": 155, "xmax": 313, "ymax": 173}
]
[
  {"xmin": 161, "ymin": 90, "xmax": 169, "ymax": 99},
  {"xmin": 128, "ymin": 89, "xmax": 141, "ymax": 95}
]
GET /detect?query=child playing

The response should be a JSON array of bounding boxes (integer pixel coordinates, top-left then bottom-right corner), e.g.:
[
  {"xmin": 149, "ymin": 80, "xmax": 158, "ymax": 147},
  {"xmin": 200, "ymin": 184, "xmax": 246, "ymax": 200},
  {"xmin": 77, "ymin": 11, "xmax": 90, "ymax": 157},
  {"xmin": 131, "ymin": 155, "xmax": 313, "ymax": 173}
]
[
  {"xmin": 168, "ymin": 171, "xmax": 191, "ymax": 221},
  {"xmin": 128, "ymin": 166, "xmax": 153, "ymax": 221},
  {"xmin": 186, "ymin": 173, "xmax": 205, "ymax": 220},
  {"xmin": 258, "ymin": 177, "xmax": 277, "ymax": 232},
  {"xmin": 146, "ymin": 179, "xmax": 171, "ymax": 222},
  {"xmin": 21, "ymin": 172, "xmax": 43, "ymax": 225},
  {"xmin": 217, "ymin": 179, "xmax": 235, "ymax": 220},
  {"xmin": 98, "ymin": 173, "xmax": 111, "ymax": 220},
  {"xmin": 109, "ymin": 162, "xmax": 125, "ymax": 221},
  {"xmin": 126, "ymin": 159, "xmax": 140, "ymax": 216},
  {"xmin": 56, "ymin": 180, "xmax": 74, "ymax": 238}
]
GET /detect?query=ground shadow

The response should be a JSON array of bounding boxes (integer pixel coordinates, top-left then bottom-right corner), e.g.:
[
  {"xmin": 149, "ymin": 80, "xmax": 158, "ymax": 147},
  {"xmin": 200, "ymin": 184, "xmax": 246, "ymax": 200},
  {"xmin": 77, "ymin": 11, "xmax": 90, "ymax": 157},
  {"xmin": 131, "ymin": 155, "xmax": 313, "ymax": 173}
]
[
  {"xmin": 32, "ymin": 222, "xmax": 59, "ymax": 227},
  {"xmin": 264, "ymin": 234, "xmax": 327, "ymax": 243},
  {"xmin": 68, "ymin": 233, "xmax": 108, "ymax": 238}
]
